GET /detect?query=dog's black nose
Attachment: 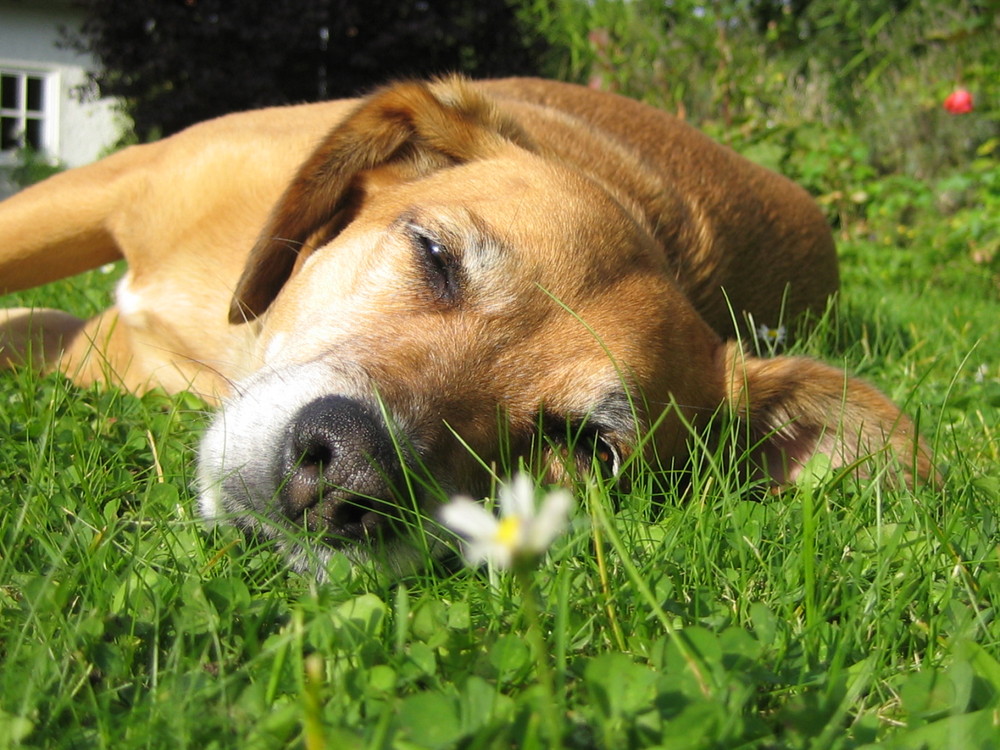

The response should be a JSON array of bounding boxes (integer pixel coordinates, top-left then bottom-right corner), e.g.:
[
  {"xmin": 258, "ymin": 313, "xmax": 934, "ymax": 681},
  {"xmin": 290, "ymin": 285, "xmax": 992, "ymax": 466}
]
[{"xmin": 280, "ymin": 395, "xmax": 403, "ymax": 544}]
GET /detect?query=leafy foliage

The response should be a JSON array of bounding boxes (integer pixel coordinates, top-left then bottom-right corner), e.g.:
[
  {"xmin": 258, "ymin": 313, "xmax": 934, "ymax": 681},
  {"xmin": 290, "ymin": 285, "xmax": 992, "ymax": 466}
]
[
  {"xmin": 0, "ymin": 147, "xmax": 65, "ymax": 191},
  {"xmin": 524, "ymin": 0, "xmax": 998, "ymax": 179},
  {"xmin": 64, "ymin": 0, "xmax": 547, "ymax": 141}
]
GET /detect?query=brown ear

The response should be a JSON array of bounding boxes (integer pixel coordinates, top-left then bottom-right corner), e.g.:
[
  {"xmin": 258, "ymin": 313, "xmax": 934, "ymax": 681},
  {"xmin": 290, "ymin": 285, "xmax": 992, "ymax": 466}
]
[
  {"xmin": 229, "ymin": 76, "xmax": 534, "ymax": 323},
  {"xmin": 721, "ymin": 341, "xmax": 937, "ymax": 487}
]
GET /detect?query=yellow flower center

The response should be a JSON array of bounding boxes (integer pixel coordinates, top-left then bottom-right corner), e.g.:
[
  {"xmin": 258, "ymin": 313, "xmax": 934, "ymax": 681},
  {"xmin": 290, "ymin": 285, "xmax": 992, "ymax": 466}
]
[{"xmin": 496, "ymin": 516, "xmax": 523, "ymax": 548}]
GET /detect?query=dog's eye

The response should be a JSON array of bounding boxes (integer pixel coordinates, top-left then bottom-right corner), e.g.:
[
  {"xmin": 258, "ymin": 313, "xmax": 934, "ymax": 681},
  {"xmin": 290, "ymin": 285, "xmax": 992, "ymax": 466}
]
[
  {"xmin": 413, "ymin": 231, "xmax": 459, "ymax": 303},
  {"xmin": 581, "ymin": 432, "xmax": 621, "ymax": 479}
]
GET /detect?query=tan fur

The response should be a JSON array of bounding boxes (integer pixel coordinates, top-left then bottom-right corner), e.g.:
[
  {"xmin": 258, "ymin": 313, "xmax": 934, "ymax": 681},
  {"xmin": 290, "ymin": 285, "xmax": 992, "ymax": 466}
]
[{"xmin": 1, "ymin": 77, "xmax": 933, "ymax": 502}]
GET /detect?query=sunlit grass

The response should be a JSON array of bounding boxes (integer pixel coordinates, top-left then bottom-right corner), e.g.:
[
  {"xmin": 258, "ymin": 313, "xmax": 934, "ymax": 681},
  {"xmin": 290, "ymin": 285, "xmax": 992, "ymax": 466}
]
[{"xmin": 2, "ymin": 226, "xmax": 997, "ymax": 747}]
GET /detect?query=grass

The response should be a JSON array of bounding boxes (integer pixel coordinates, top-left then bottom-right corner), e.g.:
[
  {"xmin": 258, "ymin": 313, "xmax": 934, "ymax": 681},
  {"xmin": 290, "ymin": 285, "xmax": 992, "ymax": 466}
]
[{"xmin": 2, "ymin": 159, "xmax": 999, "ymax": 749}]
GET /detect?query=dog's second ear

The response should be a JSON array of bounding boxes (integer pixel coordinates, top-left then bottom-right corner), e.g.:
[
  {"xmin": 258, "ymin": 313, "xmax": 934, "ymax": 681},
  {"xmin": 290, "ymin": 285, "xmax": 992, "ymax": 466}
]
[
  {"xmin": 720, "ymin": 341, "xmax": 937, "ymax": 488},
  {"xmin": 229, "ymin": 77, "xmax": 534, "ymax": 323}
]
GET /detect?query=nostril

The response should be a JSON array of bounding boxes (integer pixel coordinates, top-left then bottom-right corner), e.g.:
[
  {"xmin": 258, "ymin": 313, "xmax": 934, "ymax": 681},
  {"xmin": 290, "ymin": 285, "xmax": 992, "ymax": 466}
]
[
  {"xmin": 294, "ymin": 434, "xmax": 335, "ymax": 478},
  {"xmin": 301, "ymin": 441, "xmax": 332, "ymax": 468},
  {"xmin": 282, "ymin": 428, "xmax": 336, "ymax": 516}
]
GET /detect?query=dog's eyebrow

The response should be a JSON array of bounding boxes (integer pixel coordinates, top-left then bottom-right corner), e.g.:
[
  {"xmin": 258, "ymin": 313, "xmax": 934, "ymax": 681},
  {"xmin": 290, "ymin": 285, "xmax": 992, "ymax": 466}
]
[
  {"xmin": 543, "ymin": 388, "xmax": 639, "ymax": 446},
  {"xmin": 464, "ymin": 209, "xmax": 509, "ymax": 251},
  {"xmin": 589, "ymin": 389, "xmax": 641, "ymax": 440},
  {"xmin": 455, "ymin": 210, "xmax": 513, "ymax": 277}
]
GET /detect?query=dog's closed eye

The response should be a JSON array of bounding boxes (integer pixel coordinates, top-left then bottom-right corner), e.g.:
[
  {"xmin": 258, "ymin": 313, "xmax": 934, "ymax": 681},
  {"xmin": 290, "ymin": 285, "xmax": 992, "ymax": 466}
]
[
  {"xmin": 410, "ymin": 225, "xmax": 462, "ymax": 304},
  {"xmin": 542, "ymin": 411, "xmax": 625, "ymax": 481},
  {"xmin": 575, "ymin": 430, "xmax": 622, "ymax": 479}
]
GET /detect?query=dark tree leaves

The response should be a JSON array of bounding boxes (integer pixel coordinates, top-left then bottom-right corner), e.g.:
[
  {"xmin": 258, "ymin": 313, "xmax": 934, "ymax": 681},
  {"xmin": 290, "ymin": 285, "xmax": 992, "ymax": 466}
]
[{"xmin": 64, "ymin": 0, "xmax": 546, "ymax": 141}]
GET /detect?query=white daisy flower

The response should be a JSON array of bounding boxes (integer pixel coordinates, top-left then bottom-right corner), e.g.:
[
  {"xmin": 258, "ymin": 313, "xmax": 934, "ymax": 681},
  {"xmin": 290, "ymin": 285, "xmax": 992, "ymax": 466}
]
[
  {"xmin": 756, "ymin": 323, "xmax": 787, "ymax": 347},
  {"xmin": 439, "ymin": 473, "xmax": 573, "ymax": 569}
]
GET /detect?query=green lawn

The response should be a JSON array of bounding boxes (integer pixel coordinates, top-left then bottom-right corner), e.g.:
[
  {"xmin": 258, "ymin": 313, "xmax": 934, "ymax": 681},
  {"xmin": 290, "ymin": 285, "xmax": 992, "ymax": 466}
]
[{"xmin": 1, "ymin": 205, "xmax": 998, "ymax": 747}]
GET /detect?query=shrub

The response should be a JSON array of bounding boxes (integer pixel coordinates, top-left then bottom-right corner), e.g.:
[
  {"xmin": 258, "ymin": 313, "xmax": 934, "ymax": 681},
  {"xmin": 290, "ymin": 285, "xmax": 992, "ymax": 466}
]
[
  {"xmin": 520, "ymin": 0, "xmax": 998, "ymax": 180},
  {"xmin": 0, "ymin": 147, "xmax": 65, "ymax": 191}
]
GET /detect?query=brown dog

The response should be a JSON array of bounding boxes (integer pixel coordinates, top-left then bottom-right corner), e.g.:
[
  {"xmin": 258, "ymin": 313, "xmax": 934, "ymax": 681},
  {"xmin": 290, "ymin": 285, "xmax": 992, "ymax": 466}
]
[{"xmin": 0, "ymin": 77, "xmax": 933, "ymax": 574}]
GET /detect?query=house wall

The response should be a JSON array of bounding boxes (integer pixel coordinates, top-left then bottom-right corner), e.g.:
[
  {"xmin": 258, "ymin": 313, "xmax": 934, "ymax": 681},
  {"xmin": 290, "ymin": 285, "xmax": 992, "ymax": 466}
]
[{"xmin": 0, "ymin": 0, "xmax": 121, "ymax": 169}]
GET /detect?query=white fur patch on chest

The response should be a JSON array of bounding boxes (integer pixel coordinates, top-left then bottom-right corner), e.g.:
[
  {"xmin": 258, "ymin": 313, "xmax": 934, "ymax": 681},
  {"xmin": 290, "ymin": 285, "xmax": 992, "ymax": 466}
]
[{"xmin": 114, "ymin": 272, "xmax": 147, "ymax": 321}]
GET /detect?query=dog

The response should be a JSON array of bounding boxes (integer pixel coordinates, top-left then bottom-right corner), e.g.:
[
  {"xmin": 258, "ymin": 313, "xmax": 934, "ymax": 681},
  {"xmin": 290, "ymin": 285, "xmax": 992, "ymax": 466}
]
[{"xmin": 0, "ymin": 76, "xmax": 935, "ymax": 574}]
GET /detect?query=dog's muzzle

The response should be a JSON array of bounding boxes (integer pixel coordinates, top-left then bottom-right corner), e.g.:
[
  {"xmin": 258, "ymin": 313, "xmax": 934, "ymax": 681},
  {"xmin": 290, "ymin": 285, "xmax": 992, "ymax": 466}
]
[
  {"xmin": 196, "ymin": 361, "xmax": 423, "ymax": 567},
  {"xmin": 279, "ymin": 395, "xmax": 403, "ymax": 544}
]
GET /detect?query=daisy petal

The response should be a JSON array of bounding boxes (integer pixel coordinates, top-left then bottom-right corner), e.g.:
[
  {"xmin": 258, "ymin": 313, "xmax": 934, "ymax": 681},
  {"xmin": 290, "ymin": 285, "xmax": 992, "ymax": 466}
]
[
  {"xmin": 500, "ymin": 473, "xmax": 536, "ymax": 519},
  {"xmin": 439, "ymin": 497, "xmax": 498, "ymax": 539},
  {"xmin": 527, "ymin": 489, "xmax": 572, "ymax": 552},
  {"xmin": 465, "ymin": 539, "xmax": 512, "ymax": 569}
]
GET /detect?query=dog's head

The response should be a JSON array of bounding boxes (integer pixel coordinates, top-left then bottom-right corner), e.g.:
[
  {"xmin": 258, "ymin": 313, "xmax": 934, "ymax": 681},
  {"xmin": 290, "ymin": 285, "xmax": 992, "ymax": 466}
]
[{"xmin": 197, "ymin": 78, "xmax": 935, "ymax": 576}]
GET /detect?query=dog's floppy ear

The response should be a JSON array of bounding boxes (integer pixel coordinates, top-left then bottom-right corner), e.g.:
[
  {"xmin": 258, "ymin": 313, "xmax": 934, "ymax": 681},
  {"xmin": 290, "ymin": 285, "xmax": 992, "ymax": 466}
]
[
  {"xmin": 229, "ymin": 76, "xmax": 534, "ymax": 323},
  {"xmin": 721, "ymin": 341, "xmax": 937, "ymax": 487}
]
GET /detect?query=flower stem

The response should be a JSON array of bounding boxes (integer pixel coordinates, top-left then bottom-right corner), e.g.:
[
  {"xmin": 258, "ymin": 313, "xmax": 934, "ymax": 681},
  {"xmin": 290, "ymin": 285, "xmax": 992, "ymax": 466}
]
[{"xmin": 515, "ymin": 563, "xmax": 563, "ymax": 749}]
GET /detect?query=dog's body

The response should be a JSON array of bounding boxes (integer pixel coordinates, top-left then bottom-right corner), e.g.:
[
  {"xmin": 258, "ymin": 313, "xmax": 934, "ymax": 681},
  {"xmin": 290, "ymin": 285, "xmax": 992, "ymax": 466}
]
[{"xmin": 0, "ymin": 77, "xmax": 933, "ymax": 573}]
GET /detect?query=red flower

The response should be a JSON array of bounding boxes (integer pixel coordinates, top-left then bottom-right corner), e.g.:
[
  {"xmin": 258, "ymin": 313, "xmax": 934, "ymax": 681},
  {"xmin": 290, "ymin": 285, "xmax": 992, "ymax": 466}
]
[{"xmin": 943, "ymin": 88, "xmax": 974, "ymax": 114}]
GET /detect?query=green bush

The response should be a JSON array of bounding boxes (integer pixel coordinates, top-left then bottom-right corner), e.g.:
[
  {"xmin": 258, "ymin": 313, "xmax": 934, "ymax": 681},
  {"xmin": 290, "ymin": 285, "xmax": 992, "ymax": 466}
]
[
  {"xmin": 520, "ymin": 0, "xmax": 998, "ymax": 179},
  {"xmin": 0, "ymin": 147, "xmax": 65, "ymax": 190}
]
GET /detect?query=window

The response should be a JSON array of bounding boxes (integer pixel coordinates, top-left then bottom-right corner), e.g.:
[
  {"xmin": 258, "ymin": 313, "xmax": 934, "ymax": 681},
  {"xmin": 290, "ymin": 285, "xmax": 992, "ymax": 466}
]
[{"xmin": 1, "ymin": 70, "xmax": 52, "ymax": 154}]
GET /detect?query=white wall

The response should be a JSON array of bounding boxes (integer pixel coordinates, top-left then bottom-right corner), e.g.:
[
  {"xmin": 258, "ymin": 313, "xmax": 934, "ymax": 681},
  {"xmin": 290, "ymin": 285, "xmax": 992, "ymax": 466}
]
[{"xmin": 0, "ymin": 0, "xmax": 122, "ymax": 168}]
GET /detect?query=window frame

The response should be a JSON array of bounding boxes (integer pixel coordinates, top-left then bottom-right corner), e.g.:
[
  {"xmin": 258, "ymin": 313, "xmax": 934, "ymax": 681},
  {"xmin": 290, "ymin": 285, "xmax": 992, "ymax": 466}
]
[{"xmin": 0, "ymin": 66, "xmax": 60, "ymax": 162}]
